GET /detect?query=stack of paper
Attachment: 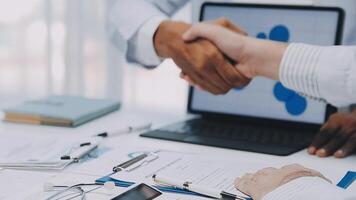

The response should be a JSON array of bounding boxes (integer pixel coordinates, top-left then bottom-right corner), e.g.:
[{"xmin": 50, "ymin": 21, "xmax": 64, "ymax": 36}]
[{"xmin": 0, "ymin": 134, "xmax": 100, "ymax": 170}]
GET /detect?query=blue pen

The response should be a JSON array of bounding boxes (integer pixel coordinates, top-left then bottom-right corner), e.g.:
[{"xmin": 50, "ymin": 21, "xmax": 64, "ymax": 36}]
[{"xmin": 337, "ymin": 171, "xmax": 356, "ymax": 189}]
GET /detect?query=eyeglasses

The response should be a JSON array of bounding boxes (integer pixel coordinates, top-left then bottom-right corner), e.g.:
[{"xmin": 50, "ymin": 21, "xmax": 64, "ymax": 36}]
[{"xmin": 44, "ymin": 182, "xmax": 115, "ymax": 200}]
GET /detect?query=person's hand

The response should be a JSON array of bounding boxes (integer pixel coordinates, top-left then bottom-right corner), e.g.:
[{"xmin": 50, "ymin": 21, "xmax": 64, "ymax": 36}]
[
  {"xmin": 182, "ymin": 23, "xmax": 288, "ymax": 81},
  {"xmin": 235, "ymin": 164, "xmax": 330, "ymax": 200},
  {"xmin": 154, "ymin": 19, "xmax": 250, "ymax": 95},
  {"xmin": 308, "ymin": 110, "xmax": 356, "ymax": 158}
]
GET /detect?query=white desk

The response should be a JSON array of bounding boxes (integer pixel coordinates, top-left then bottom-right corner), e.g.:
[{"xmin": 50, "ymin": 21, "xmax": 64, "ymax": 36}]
[{"xmin": 0, "ymin": 105, "xmax": 355, "ymax": 200}]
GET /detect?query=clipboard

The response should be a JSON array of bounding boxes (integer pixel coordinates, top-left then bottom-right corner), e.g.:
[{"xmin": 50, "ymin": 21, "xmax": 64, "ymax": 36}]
[
  {"xmin": 0, "ymin": 139, "xmax": 100, "ymax": 171},
  {"xmin": 95, "ymin": 151, "xmax": 200, "ymax": 196},
  {"xmin": 95, "ymin": 150, "xmax": 254, "ymax": 199}
]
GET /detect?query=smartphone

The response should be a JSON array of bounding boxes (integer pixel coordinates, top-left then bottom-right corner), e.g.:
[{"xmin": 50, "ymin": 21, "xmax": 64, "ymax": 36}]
[{"xmin": 111, "ymin": 183, "xmax": 162, "ymax": 200}]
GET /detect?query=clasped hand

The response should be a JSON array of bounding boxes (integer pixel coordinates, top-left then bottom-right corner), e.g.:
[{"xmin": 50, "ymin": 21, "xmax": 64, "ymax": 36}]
[
  {"xmin": 154, "ymin": 18, "xmax": 251, "ymax": 94},
  {"xmin": 155, "ymin": 18, "xmax": 287, "ymax": 93}
]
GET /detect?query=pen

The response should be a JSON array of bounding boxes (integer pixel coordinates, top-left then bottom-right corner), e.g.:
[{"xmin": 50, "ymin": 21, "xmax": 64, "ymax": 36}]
[
  {"xmin": 96, "ymin": 123, "xmax": 152, "ymax": 138},
  {"xmin": 337, "ymin": 171, "xmax": 356, "ymax": 189},
  {"xmin": 61, "ymin": 141, "xmax": 99, "ymax": 162},
  {"xmin": 112, "ymin": 153, "xmax": 148, "ymax": 172},
  {"xmin": 152, "ymin": 174, "xmax": 246, "ymax": 200}
]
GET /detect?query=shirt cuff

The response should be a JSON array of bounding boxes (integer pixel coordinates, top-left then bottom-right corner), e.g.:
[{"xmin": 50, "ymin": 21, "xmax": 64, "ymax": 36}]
[
  {"xmin": 279, "ymin": 43, "xmax": 324, "ymax": 101},
  {"xmin": 109, "ymin": 0, "xmax": 166, "ymax": 41},
  {"xmin": 262, "ymin": 177, "xmax": 347, "ymax": 200},
  {"xmin": 279, "ymin": 43, "xmax": 354, "ymax": 107},
  {"xmin": 127, "ymin": 16, "xmax": 167, "ymax": 68}
]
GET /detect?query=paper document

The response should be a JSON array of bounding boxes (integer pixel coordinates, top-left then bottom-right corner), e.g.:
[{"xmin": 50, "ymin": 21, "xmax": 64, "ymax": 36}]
[
  {"xmin": 0, "ymin": 134, "xmax": 104, "ymax": 170},
  {"xmin": 111, "ymin": 151, "xmax": 269, "ymax": 197},
  {"xmin": 0, "ymin": 135, "xmax": 72, "ymax": 163}
]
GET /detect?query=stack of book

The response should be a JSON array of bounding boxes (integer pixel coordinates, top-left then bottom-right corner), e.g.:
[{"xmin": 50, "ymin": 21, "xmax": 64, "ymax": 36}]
[{"xmin": 3, "ymin": 95, "xmax": 121, "ymax": 127}]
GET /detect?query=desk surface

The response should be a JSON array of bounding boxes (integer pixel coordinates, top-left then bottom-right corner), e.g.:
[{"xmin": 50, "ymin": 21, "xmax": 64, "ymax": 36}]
[{"xmin": 0, "ymin": 105, "xmax": 355, "ymax": 199}]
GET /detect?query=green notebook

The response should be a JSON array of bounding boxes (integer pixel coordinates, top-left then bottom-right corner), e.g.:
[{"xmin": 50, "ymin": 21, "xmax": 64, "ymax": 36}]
[{"xmin": 3, "ymin": 95, "xmax": 121, "ymax": 127}]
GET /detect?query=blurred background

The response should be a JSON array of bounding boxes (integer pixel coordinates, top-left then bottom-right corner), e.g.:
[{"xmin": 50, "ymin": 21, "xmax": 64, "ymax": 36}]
[
  {"xmin": 0, "ymin": 0, "xmax": 355, "ymax": 114},
  {"xmin": 1, "ymin": 0, "xmax": 112, "ymax": 97},
  {"xmin": 0, "ymin": 0, "xmax": 190, "ymax": 114}
]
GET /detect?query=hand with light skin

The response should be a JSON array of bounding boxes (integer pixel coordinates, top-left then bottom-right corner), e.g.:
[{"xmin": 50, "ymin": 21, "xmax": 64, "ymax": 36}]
[
  {"xmin": 308, "ymin": 109, "xmax": 356, "ymax": 158},
  {"xmin": 235, "ymin": 164, "xmax": 330, "ymax": 200},
  {"xmin": 183, "ymin": 22, "xmax": 356, "ymax": 159},
  {"xmin": 182, "ymin": 23, "xmax": 287, "ymax": 85},
  {"xmin": 154, "ymin": 18, "xmax": 250, "ymax": 95}
]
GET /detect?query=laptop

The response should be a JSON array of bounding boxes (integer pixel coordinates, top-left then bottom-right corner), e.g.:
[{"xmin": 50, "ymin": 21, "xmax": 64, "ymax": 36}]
[{"xmin": 141, "ymin": 3, "xmax": 344, "ymax": 156}]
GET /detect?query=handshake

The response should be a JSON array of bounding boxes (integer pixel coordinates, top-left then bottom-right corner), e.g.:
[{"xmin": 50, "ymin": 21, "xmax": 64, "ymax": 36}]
[
  {"xmin": 154, "ymin": 18, "xmax": 287, "ymax": 94},
  {"xmin": 155, "ymin": 19, "xmax": 356, "ymax": 159}
]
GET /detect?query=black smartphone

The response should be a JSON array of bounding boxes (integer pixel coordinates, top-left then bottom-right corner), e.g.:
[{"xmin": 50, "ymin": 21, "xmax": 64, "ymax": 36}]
[{"xmin": 111, "ymin": 183, "xmax": 162, "ymax": 200}]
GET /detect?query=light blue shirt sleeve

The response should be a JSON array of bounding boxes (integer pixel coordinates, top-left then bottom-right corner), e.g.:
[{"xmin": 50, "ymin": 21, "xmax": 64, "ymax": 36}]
[{"xmin": 108, "ymin": 0, "xmax": 189, "ymax": 67}]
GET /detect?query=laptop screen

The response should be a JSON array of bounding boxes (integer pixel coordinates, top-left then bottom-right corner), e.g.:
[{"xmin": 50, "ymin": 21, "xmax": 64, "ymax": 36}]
[{"xmin": 189, "ymin": 3, "xmax": 343, "ymax": 125}]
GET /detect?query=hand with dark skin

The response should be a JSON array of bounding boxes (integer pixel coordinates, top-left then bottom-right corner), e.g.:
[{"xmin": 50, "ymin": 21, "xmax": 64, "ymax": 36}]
[
  {"xmin": 308, "ymin": 109, "xmax": 356, "ymax": 158},
  {"xmin": 154, "ymin": 18, "xmax": 250, "ymax": 95}
]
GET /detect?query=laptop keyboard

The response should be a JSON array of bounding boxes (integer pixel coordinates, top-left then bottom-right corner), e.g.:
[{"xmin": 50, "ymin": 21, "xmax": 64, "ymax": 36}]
[{"xmin": 141, "ymin": 118, "xmax": 316, "ymax": 156}]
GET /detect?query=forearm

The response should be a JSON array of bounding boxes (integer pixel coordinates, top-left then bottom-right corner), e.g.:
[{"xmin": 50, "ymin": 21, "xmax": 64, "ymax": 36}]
[
  {"xmin": 242, "ymin": 37, "xmax": 287, "ymax": 80},
  {"xmin": 247, "ymin": 38, "xmax": 356, "ymax": 107}
]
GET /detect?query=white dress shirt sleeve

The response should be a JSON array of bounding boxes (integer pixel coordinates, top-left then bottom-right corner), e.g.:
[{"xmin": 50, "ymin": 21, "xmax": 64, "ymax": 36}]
[
  {"xmin": 263, "ymin": 177, "xmax": 356, "ymax": 200},
  {"xmin": 108, "ymin": 0, "xmax": 188, "ymax": 67},
  {"xmin": 280, "ymin": 43, "xmax": 356, "ymax": 107}
]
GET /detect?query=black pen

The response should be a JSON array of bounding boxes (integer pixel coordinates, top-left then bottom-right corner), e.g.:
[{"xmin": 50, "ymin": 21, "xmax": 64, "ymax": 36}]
[
  {"xmin": 97, "ymin": 123, "xmax": 152, "ymax": 138},
  {"xmin": 112, "ymin": 153, "xmax": 148, "ymax": 172}
]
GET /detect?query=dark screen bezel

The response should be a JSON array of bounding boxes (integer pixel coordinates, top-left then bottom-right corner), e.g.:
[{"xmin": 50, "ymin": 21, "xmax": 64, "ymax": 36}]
[
  {"xmin": 111, "ymin": 183, "xmax": 162, "ymax": 200},
  {"xmin": 187, "ymin": 2, "xmax": 344, "ymax": 130}
]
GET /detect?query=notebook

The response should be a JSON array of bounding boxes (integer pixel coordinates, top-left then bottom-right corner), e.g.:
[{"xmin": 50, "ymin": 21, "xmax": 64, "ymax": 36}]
[{"xmin": 3, "ymin": 95, "xmax": 120, "ymax": 127}]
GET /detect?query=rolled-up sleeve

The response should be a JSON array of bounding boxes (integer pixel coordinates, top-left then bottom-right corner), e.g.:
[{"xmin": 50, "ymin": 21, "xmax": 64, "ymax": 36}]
[{"xmin": 280, "ymin": 43, "xmax": 356, "ymax": 107}]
